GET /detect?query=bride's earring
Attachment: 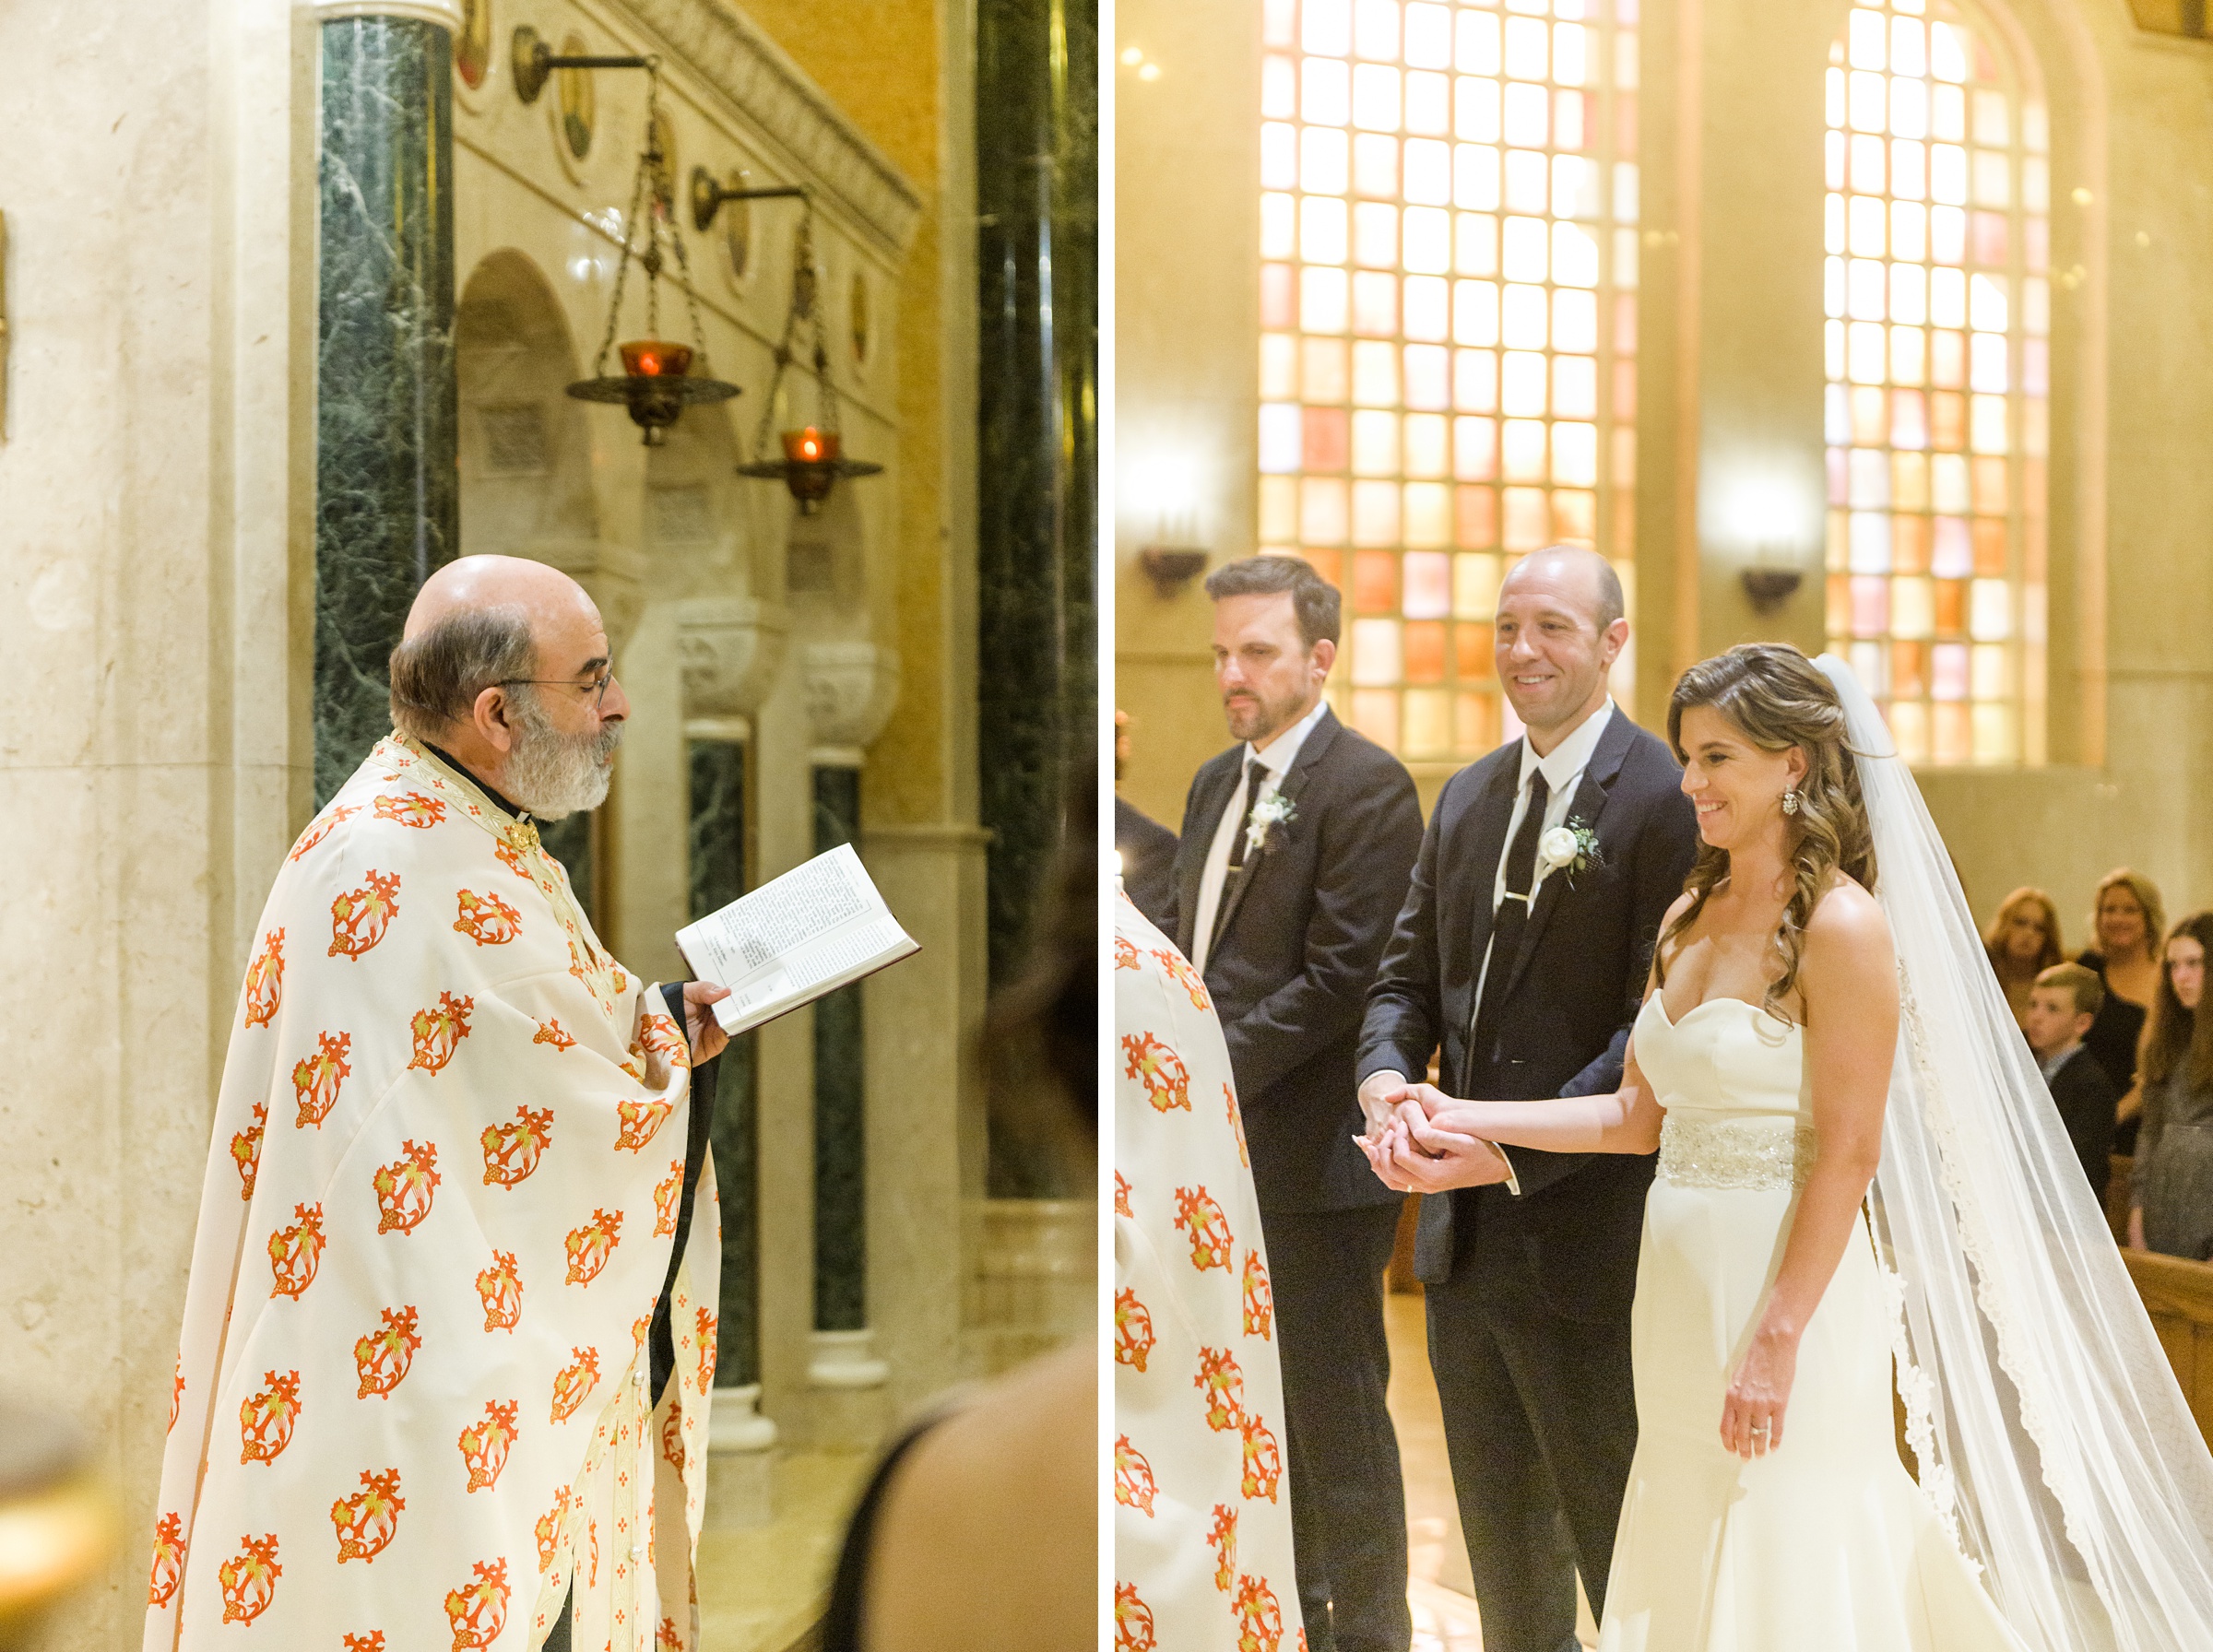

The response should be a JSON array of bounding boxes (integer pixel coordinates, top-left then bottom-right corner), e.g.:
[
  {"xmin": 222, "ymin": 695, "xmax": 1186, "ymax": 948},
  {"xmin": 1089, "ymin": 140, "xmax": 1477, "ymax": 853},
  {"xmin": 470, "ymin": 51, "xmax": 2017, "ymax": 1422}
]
[{"xmin": 1781, "ymin": 788, "xmax": 1801, "ymax": 816}]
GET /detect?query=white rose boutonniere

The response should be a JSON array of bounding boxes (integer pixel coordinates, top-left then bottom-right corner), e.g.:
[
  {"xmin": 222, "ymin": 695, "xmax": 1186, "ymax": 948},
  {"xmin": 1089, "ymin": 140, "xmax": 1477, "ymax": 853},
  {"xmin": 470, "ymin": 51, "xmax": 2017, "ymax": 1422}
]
[
  {"xmin": 1536, "ymin": 820, "xmax": 1603, "ymax": 887},
  {"xmin": 1245, "ymin": 792, "xmax": 1297, "ymax": 858}
]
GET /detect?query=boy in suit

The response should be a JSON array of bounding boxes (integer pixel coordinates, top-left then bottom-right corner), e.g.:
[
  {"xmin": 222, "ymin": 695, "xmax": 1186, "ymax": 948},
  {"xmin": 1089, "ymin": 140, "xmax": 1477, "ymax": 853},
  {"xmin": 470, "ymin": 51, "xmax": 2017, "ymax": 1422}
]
[{"xmin": 2026, "ymin": 962, "xmax": 2123, "ymax": 1204}]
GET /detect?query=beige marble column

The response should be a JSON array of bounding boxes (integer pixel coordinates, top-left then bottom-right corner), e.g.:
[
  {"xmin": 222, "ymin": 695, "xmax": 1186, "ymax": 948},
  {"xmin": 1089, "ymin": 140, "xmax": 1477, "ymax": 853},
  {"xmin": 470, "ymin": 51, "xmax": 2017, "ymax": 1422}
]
[{"xmin": 0, "ymin": 3, "xmax": 311, "ymax": 1646}]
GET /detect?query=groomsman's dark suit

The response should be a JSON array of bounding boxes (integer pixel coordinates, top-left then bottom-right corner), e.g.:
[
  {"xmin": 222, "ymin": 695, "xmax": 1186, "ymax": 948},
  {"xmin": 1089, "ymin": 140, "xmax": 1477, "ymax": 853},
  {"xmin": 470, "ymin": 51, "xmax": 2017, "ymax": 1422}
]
[
  {"xmin": 2044, "ymin": 1044, "xmax": 2121, "ymax": 1205},
  {"xmin": 1171, "ymin": 704, "xmax": 1425, "ymax": 1652},
  {"xmin": 1115, "ymin": 794, "xmax": 1179, "ymax": 931},
  {"xmin": 1357, "ymin": 710, "xmax": 1697, "ymax": 1652}
]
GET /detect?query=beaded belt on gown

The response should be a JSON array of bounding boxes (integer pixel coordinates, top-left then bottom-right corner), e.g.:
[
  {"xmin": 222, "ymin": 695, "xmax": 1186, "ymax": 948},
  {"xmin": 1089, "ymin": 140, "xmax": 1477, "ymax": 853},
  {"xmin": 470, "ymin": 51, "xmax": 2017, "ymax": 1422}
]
[{"xmin": 1657, "ymin": 1113, "xmax": 1819, "ymax": 1191}]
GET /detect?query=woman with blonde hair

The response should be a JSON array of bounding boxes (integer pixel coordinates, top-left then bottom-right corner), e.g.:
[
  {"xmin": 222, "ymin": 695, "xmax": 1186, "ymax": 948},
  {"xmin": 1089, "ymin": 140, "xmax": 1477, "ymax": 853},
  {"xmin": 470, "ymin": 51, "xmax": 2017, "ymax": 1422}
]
[
  {"xmin": 2079, "ymin": 867, "xmax": 2165, "ymax": 1150},
  {"xmin": 1365, "ymin": 643, "xmax": 2213, "ymax": 1649},
  {"xmin": 1983, "ymin": 886, "xmax": 2065, "ymax": 1026},
  {"xmin": 2127, "ymin": 911, "xmax": 2213, "ymax": 1261}
]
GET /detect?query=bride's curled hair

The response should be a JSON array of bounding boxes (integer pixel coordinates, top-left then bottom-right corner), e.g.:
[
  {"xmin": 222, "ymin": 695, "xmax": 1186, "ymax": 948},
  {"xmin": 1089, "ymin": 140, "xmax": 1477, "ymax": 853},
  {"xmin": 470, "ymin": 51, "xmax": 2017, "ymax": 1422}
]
[{"xmin": 1657, "ymin": 643, "xmax": 1877, "ymax": 1024}]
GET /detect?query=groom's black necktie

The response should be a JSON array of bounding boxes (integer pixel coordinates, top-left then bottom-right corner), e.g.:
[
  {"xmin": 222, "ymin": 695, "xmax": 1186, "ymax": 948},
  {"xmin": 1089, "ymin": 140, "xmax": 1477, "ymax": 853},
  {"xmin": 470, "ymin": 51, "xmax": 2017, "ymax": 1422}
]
[
  {"xmin": 1225, "ymin": 756, "xmax": 1262, "ymax": 870},
  {"xmin": 1473, "ymin": 769, "xmax": 1549, "ymax": 1056}
]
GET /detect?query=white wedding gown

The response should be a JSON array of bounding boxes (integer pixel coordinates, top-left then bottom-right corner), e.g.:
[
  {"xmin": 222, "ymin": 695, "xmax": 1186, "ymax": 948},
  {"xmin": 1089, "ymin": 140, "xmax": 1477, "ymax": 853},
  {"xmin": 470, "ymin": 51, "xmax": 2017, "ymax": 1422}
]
[{"xmin": 1596, "ymin": 991, "xmax": 2029, "ymax": 1651}]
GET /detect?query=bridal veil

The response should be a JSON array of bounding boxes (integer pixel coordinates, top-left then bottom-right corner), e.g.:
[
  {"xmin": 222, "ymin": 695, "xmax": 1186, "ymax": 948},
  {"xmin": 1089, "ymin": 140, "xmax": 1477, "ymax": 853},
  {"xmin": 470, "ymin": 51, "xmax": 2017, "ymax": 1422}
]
[{"xmin": 1816, "ymin": 653, "xmax": 2213, "ymax": 1649}]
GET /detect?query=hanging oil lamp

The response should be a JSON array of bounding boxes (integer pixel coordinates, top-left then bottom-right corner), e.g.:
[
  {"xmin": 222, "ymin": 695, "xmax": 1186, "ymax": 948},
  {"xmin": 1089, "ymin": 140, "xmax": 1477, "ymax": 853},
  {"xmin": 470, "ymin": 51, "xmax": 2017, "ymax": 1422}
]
[
  {"xmin": 734, "ymin": 214, "xmax": 882, "ymax": 513},
  {"xmin": 566, "ymin": 69, "xmax": 738, "ymax": 445}
]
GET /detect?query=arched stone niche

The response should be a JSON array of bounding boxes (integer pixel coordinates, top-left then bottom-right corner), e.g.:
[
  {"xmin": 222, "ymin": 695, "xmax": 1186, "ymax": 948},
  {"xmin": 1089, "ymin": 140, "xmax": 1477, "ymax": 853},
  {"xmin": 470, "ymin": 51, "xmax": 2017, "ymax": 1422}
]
[{"xmin": 455, "ymin": 247, "xmax": 641, "ymax": 648}]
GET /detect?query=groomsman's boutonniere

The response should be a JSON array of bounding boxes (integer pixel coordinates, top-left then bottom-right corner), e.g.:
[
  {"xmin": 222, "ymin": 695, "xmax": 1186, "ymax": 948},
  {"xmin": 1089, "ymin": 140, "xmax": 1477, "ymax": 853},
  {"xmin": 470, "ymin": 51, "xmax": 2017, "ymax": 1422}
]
[
  {"xmin": 1537, "ymin": 820, "xmax": 1603, "ymax": 888},
  {"xmin": 1245, "ymin": 793, "xmax": 1297, "ymax": 859}
]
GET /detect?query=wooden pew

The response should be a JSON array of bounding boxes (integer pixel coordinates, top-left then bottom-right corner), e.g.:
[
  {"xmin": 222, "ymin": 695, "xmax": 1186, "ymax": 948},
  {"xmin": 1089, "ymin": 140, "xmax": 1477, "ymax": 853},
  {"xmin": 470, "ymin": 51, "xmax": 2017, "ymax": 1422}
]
[
  {"xmin": 2099, "ymin": 1155, "xmax": 2213, "ymax": 1451},
  {"xmin": 2123, "ymin": 1246, "xmax": 2213, "ymax": 1452}
]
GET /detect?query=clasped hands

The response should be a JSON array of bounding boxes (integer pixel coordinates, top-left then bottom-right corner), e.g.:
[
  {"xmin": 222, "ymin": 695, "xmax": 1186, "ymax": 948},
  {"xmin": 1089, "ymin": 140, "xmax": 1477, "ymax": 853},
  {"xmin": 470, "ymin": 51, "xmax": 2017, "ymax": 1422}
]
[{"xmin": 1355, "ymin": 1072, "xmax": 1513, "ymax": 1194}]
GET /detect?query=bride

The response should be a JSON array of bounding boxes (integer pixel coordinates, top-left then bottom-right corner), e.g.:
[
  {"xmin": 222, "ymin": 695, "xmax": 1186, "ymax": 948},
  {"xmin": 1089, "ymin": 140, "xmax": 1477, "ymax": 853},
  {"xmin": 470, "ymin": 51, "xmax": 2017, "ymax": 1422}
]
[{"xmin": 1364, "ymin": 644, "xmax": 2213, "ymax": 1650}]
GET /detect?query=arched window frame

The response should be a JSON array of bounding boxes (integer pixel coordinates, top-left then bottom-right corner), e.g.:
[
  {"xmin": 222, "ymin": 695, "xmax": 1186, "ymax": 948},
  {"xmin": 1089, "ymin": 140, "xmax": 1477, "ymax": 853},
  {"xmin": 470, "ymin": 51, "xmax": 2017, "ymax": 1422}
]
[
  {"xmin": 1822, "ymin": 0, "xmax": 2051, "ymax": 766},
  {"xmin": 1258, "ymin": 0, "xmax": 1644, "ymax": 766}
]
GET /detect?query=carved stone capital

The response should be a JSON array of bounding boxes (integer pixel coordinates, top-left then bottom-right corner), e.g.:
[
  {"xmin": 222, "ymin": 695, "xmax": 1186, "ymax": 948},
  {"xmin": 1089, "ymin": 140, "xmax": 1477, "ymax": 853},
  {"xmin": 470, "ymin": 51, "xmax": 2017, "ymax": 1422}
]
[
  {"xmin": 680, "ymin": 596, "xmax": 789, "ymax": 717},
  {"xmin": 802, "ymin": 641, "xmax": 901, "ymax": 751}
]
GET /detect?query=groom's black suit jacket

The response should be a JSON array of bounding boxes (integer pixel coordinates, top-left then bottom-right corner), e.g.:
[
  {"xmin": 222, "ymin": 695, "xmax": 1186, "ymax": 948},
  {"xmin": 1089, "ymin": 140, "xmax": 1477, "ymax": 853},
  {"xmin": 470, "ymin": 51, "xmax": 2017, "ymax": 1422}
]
[
  {"xmin": 1172, "ymin": 706, "xmax": 1426, "ymax": 1214},
  {"xmin": 1358, "ymin": 710, "xmax": 1698, "ymax": 1308}
]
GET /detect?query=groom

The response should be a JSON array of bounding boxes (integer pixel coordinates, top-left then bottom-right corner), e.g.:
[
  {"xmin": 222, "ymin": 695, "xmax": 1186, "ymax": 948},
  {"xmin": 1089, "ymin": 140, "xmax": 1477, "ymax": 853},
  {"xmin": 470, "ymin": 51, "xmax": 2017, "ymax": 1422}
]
[{"xmin": 1356, "ymin": 547, "xmax": 1697, "ymax": 1652}]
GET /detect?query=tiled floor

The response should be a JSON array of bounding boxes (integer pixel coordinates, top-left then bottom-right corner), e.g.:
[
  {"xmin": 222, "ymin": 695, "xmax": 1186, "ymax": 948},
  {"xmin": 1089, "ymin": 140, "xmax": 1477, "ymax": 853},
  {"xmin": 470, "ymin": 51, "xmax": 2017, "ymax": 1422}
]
[
  {"xmin": 696, "ymin": 1448, "xmax": 873, "ymax": 1652},
  {"xmin": 1387, "ymin": 1292, "xmax": 1598, "ymax": 1652}
]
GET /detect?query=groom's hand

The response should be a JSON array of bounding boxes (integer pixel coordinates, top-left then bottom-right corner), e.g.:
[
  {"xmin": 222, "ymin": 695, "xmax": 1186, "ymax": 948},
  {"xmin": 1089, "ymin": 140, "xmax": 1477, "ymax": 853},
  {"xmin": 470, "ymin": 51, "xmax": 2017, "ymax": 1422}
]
[{"xmin": 1357, "ymin": 1069, "xmax": 1416, "ymax": 1142}]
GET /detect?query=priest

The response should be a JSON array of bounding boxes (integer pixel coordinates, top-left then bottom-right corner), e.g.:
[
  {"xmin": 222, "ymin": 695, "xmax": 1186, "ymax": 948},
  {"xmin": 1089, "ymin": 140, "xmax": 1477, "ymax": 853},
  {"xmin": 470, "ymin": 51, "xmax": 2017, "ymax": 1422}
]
[{"xmin": 147, "ymin": 556, "xmax": 729, "ymax": 1651}]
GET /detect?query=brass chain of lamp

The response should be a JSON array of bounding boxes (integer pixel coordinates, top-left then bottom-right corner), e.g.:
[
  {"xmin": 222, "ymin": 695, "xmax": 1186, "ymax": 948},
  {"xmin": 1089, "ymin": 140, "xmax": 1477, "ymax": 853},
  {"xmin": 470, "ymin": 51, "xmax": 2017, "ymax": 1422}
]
[
  {"xmin": 745, "ymin": 204, "xmax": 822, "ymax": 466},
  {"xmin": 732, "ymin": 207, "xmax": 880, "ymax": 511},
  {"xmin": 585, "ymin": 99, "xmax": 655, "ymax": 382},
  {"xmin": 567, "ymin": 60, "xmax": 739, "ymax": 444}
]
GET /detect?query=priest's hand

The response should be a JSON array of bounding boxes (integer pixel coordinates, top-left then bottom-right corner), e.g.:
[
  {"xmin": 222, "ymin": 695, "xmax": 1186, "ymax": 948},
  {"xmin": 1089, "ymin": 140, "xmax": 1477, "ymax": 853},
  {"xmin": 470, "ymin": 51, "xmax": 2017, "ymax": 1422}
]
[{"xmin": 683, "ymin": 981, "xmax": 733, "ymax": 1065}]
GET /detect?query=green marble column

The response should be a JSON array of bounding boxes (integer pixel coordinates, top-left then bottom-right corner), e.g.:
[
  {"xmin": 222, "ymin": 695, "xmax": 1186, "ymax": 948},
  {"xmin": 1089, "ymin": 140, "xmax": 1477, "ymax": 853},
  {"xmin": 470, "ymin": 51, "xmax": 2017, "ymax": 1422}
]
[
  {"xmin": 976, "ymin": 0, "xmax": 1097, "ymax": 985},
  {"xmin": 977, "ymin": 0, "xmax": 1096, "ymax": 1198},
  {"xmin": 811, "ymin": 766, "xmax": 866, "ymax": 1332},
  {"xmin": 314, "ymin": 15, "xmax": 459, "ymax": 805},
  {"xmin": 689, "ymin": 739, "xmax": 761, "ymax": 1388}
]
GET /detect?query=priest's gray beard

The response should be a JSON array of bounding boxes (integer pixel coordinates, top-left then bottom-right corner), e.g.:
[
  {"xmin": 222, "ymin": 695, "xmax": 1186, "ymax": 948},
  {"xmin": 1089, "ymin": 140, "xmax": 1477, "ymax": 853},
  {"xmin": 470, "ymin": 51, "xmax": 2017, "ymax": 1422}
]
[{"xmin": 503, "ymin": 690, "xmax": 622, "ymax": 820}]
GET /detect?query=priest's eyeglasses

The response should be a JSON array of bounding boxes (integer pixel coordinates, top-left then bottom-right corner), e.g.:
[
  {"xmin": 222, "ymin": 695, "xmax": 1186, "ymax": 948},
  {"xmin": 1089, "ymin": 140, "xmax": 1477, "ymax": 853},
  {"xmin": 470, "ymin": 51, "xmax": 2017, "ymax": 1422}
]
[{"xmin": 500, "ymin": 670, "xmax": 616, "ymax": 711}]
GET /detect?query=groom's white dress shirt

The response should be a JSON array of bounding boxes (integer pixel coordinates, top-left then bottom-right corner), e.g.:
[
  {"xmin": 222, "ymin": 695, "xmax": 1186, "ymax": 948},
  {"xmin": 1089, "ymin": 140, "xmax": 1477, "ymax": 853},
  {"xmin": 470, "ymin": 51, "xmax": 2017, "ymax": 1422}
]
[{"xmin": 1190, "ymin": 697, "xmax": 1329, "ymax": 977}]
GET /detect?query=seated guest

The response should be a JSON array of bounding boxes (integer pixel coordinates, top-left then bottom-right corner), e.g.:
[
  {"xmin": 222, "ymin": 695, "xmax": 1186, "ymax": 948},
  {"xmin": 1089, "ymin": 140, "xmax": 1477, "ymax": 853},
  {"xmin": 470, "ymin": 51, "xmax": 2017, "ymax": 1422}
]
[
  {"xmin": 1984, "ymin": 886, "xmax": 2065, "ymax": 1027},
  {"xmin": 2024, "ymin": 962, "xmax": 2121, "ymax": 1205},
  {"xmin": 2077, "ymin": 867, "xmax": 2164, "ymax": 1154},
  {"xmin": 2129, "ymin": 912, "xmax": 2213, "ymax": 1261},
  {"xmin": 1114, "ymin": 708, "xmax": 1178, "ymax": 931}
]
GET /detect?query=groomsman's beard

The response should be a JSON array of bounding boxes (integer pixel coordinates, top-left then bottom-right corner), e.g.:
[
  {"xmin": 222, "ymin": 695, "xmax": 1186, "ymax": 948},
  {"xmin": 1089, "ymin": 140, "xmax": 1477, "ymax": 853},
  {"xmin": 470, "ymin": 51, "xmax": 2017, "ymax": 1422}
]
[
  {"xmin": 503, "ymin": 690, "xmax": 622, "ymax": 819},
  {"xmin": 1224, "ymin": 684, "xmax": 1314, "ymax": 746}
]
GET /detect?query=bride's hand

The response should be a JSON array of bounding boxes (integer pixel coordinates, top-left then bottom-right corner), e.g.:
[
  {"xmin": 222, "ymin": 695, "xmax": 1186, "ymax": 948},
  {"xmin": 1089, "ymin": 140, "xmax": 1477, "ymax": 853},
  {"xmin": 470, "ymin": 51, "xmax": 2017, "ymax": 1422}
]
[
  {"xmin": 1721, "ymin": 1323, "xmax": 1799, "ymax": 1459},
  {"xmin": 1355, "ymin": 1123, "xmax": 1414, "ymax": 1193}
]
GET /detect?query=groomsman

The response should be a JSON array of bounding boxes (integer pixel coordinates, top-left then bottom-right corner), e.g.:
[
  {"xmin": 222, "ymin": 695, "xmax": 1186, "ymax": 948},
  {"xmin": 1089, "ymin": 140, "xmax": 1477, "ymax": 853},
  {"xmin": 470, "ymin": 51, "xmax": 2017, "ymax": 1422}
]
[
  {"xmin": 1169, "ymin": 555, "xmax": 1424, "ymax": 1652},
  {"xmin": 1355, "ymin": 547, "xmax": 1698, "ymax": 1652}
]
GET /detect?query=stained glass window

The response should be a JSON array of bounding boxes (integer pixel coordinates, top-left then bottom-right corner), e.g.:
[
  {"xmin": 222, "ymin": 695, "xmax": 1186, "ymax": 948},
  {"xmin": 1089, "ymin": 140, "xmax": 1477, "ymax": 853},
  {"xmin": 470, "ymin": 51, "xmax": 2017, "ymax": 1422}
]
[
  {"xmin": 1260, "ymin": 0, "xmax": 1641, "ymax": 761},
  {"xmin": 1823, "ymin": 0, "xmax": 2048, "ymax": 765}
]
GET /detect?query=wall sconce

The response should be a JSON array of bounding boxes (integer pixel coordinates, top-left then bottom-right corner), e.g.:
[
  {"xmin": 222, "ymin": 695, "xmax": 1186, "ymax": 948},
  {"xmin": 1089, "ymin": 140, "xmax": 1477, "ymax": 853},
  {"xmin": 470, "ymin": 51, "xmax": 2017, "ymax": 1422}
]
[
  {"xmin": 1739, "ymin": 549, "xmax": 1805, "ymax": 615},
  {"xmin": 1138, "ymin": 547, "xmax": 1208, "ymax": 600}
]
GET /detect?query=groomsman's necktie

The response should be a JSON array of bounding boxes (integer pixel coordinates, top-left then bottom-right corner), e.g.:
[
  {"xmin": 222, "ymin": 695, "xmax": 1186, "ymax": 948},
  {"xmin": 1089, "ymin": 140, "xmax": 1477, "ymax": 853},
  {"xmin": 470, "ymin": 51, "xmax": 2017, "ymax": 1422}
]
[
  {"xmin": 1473, "ymin": 769, "xmax": 1549, "ymax": 1052},
  {"xmin": 1225, "ymin": 757, "xmax": 1262, "ymax": 870}
]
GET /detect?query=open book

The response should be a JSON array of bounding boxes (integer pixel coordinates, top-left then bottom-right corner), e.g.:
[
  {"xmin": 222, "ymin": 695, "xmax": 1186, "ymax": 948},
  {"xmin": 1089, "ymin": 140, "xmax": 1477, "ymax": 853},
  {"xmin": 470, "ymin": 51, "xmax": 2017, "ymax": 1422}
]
[{"xmin": 674, "ymin": 843, "xmax": 920, "ymax": 1036}]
